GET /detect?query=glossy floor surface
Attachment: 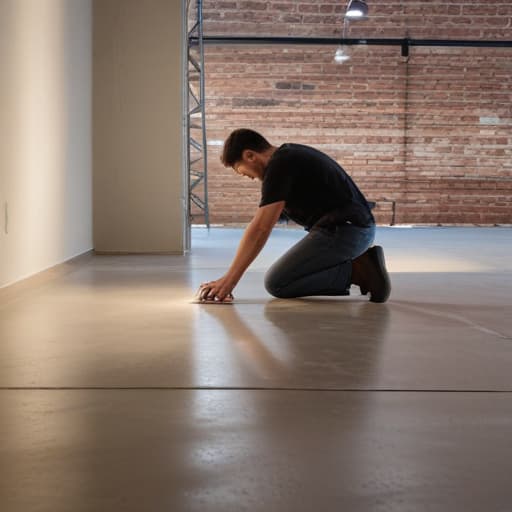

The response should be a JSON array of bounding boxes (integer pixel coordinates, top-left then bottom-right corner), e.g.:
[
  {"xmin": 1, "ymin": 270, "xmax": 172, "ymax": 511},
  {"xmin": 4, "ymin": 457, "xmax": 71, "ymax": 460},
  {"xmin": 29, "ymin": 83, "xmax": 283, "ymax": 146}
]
[{"xmin": 1, "ymin": 227, "xmax": 512, "ymax": 511}]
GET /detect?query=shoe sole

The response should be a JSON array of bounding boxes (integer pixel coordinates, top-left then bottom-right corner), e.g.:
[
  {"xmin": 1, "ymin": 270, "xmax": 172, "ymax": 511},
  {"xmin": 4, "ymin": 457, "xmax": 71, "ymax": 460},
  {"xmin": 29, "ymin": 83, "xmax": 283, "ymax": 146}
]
[{"xmin": 367, "ymin": 246, "xmax": 391, "ymax": 303}]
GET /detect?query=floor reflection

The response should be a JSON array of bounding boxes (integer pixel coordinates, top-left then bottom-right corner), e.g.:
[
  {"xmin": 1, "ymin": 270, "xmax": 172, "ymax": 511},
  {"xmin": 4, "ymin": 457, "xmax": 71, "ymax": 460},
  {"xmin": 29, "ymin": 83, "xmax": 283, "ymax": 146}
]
[{"xmin": 193, "ymin": 296, "xmax": 391, "ymax": 389}]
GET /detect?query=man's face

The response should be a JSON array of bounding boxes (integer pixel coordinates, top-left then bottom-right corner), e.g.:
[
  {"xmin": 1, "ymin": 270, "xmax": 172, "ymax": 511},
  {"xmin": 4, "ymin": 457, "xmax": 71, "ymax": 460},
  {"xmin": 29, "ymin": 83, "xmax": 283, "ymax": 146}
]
[
  {"xmin": 232, "ymin": 150, "xmax": 265, "ymax": 181},
  {"xmin": 232, "ymin": 161, "xmax": 259, "ymax": 181}
]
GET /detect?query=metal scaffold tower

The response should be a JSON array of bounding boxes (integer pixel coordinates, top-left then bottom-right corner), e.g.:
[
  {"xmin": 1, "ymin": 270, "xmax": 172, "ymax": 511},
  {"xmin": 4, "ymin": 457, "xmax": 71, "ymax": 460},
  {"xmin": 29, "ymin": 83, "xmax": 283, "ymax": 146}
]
[{"xmin": 186, "ymin": 0, "xmax": 209, "ymax": 228}]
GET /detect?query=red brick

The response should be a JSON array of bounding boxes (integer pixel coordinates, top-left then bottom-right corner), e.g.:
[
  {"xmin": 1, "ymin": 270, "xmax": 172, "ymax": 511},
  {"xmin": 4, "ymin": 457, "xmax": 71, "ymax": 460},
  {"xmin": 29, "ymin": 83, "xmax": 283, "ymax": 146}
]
[
  {"xmin": 298, "ymin": 4, "xmax": 319, "ymax": 14},
  {"xmin": 198, "ymin": 5, "xmax": 512, "ymax": 225}
]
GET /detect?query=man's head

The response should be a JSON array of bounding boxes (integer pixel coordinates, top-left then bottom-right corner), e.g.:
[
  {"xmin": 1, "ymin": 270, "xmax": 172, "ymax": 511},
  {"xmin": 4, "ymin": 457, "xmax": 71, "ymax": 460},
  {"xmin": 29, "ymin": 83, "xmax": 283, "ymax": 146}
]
[{"xmin": 220, "ymin": 128, "xmax": 275, "ymax": 181}]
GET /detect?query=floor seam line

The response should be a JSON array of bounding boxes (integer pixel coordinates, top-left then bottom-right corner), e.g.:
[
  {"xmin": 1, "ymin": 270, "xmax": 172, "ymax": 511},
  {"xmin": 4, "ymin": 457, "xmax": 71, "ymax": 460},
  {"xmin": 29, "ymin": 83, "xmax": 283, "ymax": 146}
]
[{"xmin": 1, "ymin": 387, "xmax": 512, "ymax": 392}]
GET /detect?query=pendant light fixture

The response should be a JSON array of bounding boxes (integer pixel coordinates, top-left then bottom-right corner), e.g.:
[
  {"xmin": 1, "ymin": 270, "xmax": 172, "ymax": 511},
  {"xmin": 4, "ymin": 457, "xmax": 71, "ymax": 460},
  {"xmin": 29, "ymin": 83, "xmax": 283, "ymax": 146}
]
[
  {"xmin": 346, "ymin": 0, "xmax": 369, "ymax": 20},
  {"xmin": 334, "ymin": 46, "xmax": 351, "ymax": 63},
  {"xmin": 334, "ymin": 1, "xmax": 369, "ymax": 63},
  {"xmin": 334, "ymin": 18, "xmax": 351, "ymax": 64}
]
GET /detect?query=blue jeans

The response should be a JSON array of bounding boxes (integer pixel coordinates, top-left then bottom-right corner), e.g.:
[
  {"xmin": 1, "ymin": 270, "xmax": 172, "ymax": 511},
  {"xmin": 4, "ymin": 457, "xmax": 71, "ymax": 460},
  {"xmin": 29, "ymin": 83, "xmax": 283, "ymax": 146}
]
[{"xmin": 264, "ymin": 223, "xmax": 376, "ymax": 298}]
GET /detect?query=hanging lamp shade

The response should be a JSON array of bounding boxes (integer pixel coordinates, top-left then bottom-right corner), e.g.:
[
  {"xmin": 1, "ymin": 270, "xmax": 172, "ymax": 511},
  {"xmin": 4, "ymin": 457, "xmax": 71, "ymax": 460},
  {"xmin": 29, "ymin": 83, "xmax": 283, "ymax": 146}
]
[
  {"xmin": 334, "ymin": 46, "xmax": 351, "ymax": 63},
  {"xmin": 346, "ymin": 0, "xmax": 369, "ymax": 19}
]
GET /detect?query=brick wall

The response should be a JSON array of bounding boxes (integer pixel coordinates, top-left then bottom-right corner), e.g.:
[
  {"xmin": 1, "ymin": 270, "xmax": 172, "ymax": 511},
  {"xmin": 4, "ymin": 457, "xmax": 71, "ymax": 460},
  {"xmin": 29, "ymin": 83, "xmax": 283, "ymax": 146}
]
[{"xmin": 192, "ymin": 0, "xmax": 512, "ymax": 225}]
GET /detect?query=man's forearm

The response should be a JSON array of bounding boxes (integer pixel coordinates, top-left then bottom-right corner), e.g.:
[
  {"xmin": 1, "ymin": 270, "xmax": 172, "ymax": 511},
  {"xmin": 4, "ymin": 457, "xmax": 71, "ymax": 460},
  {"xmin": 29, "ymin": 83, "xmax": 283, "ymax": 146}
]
[{"xmin": 226, "ymin": 220, "xmax": 272, "ymax": 284}]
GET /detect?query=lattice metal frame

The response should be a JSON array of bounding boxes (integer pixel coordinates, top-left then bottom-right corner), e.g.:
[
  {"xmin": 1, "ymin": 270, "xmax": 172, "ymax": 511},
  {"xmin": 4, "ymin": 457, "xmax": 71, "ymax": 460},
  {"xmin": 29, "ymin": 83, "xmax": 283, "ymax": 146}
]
[{"xmin": 186, "ymin": 0, "xmax": 209, "ymax": 228}]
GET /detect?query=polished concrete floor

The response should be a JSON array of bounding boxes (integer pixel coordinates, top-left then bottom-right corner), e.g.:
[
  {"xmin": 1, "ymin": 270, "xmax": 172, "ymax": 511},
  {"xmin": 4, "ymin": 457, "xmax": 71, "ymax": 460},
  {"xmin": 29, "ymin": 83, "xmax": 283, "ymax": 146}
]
[{"xmin": 1, "ymin": 227, "xmax": 512, "ymax": 511}]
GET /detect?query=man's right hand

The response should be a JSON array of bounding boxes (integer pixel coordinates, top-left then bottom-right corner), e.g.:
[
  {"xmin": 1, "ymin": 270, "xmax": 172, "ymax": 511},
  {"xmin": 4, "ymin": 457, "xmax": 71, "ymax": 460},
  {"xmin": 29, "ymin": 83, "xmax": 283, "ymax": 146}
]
[{"xmin": 197, "ymin": 275, "xmax": 237, "ymax": 302}]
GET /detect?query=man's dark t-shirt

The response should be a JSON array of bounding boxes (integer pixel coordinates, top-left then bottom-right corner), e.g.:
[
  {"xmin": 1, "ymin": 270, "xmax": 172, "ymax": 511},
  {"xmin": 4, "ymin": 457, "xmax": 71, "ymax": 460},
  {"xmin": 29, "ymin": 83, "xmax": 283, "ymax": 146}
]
[{"xmin": 259, "ymin": 143, "xmax": 375, "ymax": 231}]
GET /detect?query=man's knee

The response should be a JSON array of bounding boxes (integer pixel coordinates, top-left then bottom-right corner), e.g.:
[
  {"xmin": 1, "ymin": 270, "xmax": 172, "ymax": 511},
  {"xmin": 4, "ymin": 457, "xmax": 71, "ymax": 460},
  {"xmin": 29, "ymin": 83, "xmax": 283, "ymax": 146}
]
[{"xmin": 264, "ymin": 270, "xmax": 287, "ymax": 298}]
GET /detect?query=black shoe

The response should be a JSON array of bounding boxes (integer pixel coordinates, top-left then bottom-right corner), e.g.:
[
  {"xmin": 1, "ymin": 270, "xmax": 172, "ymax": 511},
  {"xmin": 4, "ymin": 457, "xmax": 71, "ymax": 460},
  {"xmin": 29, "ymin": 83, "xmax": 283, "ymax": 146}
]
[{"xmin": 359, "ymin": 246, "xmax": 391, "ymax": 303}]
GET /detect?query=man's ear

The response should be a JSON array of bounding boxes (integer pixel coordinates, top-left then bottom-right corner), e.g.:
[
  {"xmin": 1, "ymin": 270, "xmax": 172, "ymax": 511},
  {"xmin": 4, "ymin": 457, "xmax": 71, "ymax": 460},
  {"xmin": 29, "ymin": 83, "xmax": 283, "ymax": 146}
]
[{"xmin": 242, "ymin": 149, "xmax": 256, "ymax": 163}]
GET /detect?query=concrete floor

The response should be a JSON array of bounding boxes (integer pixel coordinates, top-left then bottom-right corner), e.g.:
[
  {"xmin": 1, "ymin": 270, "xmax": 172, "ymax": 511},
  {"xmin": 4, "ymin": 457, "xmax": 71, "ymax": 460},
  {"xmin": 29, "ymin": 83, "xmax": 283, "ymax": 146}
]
[{"xmin": 1, "ymin": 226, "xmax": 512, "ymax": 511}]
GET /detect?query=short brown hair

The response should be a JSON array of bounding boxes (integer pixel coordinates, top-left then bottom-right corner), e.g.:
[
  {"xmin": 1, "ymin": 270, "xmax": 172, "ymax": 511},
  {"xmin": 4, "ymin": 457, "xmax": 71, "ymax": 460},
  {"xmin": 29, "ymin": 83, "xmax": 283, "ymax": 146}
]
[{"xmin": 220, "ymin": 129, "xmax": 271, "ymax": 167}]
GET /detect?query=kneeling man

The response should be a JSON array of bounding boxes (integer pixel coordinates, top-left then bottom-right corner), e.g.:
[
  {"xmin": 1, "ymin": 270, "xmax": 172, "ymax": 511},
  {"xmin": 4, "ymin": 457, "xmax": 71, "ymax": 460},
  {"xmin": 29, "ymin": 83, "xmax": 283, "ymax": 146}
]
[{"xmin": 197, "ymin": 129, "xmax": 391, "ymax": 304}]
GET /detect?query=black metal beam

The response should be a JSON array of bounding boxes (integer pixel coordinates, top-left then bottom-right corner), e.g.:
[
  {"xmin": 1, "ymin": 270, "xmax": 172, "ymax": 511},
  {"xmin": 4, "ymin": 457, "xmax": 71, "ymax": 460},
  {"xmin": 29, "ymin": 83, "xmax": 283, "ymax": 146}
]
[{"xmin": 190, "ymin": 35, "xmax": 512, "ymax": 48}]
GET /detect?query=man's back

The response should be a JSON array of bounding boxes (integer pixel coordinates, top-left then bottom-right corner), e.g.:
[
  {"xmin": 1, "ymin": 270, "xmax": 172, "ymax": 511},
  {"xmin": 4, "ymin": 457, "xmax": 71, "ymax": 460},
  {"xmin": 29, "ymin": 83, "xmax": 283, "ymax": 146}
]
[{"xmin": 260, "ymin": 143, "xmax": 374, "ymax": 230}]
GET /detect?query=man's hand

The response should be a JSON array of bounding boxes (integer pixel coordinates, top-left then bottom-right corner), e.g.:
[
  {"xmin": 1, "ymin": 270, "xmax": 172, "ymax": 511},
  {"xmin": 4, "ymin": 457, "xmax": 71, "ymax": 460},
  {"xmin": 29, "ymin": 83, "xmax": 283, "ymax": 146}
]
[
  {"xmin": 198, "ymin": 275, "xmax": 236, "ymax": 302},
  {"xmin": 197, "ymin": 201, "xmax": 285, "ymax": 304}
]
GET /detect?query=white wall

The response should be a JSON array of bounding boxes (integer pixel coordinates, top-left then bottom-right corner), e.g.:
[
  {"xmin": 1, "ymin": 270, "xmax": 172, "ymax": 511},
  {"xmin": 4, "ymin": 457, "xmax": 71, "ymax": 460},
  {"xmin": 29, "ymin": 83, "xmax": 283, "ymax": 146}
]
[
  {"xmin": 0, "ymin": 0, "xmax": 93, "ymax": 289},
  {"xmin": 93, "ymin": 0, "xmax": 185, "ymax": 254}
]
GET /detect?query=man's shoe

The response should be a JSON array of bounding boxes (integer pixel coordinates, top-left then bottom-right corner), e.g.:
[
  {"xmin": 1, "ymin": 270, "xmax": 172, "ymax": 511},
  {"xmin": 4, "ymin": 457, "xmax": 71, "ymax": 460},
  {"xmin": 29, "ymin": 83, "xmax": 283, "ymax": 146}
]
[{"xmin": 356, "ymin": 246, "xmax": 391, "ymax": 303}]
